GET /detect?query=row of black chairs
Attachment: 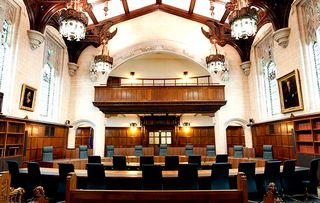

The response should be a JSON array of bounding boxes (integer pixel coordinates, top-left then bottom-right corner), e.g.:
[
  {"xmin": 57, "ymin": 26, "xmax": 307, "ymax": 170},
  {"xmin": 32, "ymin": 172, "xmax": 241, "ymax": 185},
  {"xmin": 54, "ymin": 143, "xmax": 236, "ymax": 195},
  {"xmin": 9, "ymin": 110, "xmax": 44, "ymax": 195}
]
[{"xmin": 88, "ymin": 154, "xmax": 229, "ymax": 170}]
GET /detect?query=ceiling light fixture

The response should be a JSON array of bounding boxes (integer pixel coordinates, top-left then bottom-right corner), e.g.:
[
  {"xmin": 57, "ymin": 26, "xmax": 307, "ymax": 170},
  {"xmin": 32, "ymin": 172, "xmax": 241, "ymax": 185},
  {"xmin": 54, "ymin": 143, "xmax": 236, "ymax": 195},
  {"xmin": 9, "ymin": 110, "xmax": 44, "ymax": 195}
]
[
  {"xmin": 206, "ymin": 39, "xmax": 226, "ymax": 74},
  {"xmin": 227, "ymin": 0, "xmax": 258, "ymax": 40},
  {"xmin": 59, "ymin": 0, "xmax": 88, "ymax": 41},
  {"xmin": 94, "ymin": 39, "xmax": 113, "ymax": 75}
]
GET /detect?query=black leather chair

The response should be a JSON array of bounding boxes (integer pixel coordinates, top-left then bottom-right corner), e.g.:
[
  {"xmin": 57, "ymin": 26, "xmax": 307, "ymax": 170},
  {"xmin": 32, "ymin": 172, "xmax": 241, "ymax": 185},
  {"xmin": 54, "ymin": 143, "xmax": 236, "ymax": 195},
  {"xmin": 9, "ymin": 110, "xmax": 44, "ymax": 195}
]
[
  {"xmin": 210, "ymin": 163, "xmax": 231, "ymax": 189},
  {"xmin": 300, "ymin": 158, "xmax": 320, "ymax": 198},
  {"xmin": 27, "ymin": 162, "xmax": 42, "ymax": 198},
  {"xmin": 141, "ymin": 164, "xmax": 163, "ymax": 190},
  {"xmin": 7, "ymin": 160, "xmax": 22, "ymax": 188},
  {"xmin": 57, "ymin": 163, "xmax": 74, "ymax": 200},
  {"xmin": 88, "ymin": 155, "xmax": 101, "ymax": 163},
  {"xmin": 216, "ymin": 154, "xmax": 228, "ymax": 163},
  {"xmin": 188, "ymin": 155, "xmax": 201, "ymax": 169},
  {"xmin": 140, "ymin": 156, "xmax": 154, "ymax": 167},
  {"xmin": 238, "ymin": 162, "xmax": 257, "ymax": 193},
  {"xmin": 263, "ymin": 160, "xmax": 282, "ymax": 193},
  {"xmin": 177, "ymin": 164, "xmax": 199, "ymax": 190},
  {"xmin": 281, "ymin": 159, "xmax": 296, "ymax": 195},
  {"xmin": 86, "ymin": 163, "xmax": 106, "ymax": 189},
  {"xmin": 112, "ymin": 155, "xmax": 127, "ymax": 170},
  {"xmin": 164, "ymin": 156, "xmax": 179, "ymax": 170}
]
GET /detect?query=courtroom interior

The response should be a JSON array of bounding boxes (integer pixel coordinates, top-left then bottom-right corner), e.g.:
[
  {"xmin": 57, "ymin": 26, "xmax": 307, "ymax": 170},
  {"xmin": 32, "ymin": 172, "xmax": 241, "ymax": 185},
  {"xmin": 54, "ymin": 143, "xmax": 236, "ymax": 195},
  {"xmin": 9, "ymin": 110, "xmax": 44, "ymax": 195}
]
[{"xmin": 0, "ymin": 0, "xmax": 320, "ymax": 202}]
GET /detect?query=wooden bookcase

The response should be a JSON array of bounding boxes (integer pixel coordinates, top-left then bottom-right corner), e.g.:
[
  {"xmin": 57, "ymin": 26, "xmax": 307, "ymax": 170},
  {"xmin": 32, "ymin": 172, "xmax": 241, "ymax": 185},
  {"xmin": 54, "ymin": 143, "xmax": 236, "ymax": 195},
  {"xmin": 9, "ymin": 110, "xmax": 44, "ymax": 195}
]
[
  {"xmin": 0, "ymin": 119, "xmax": 25, "ymax": 171},
  {"xmin": 294, "ymin": 117, "xmax": 320, "ymax": 166}
]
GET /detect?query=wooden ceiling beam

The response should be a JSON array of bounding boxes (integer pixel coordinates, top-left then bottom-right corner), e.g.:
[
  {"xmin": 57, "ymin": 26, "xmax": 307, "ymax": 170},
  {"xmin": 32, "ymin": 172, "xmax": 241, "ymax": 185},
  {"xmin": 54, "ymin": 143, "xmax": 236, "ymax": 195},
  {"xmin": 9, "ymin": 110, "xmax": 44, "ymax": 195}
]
[
  {"xmin": 87, "ymin": 4, "xmax": 159, "ymax": 30},
  {"xmin": 189, "ymin": 0, "xmax": 196, "ymax": 14},
  {"xmin": 122, "ymin": 0, "xmax": 130, "ymax": 14},
  {"xmin": 220, "ymin": 9, "xmax": 230, "ymax": 23},
  {"xmin": 156, "ymin": 0, "xmax": 162, "ymax": 5}
]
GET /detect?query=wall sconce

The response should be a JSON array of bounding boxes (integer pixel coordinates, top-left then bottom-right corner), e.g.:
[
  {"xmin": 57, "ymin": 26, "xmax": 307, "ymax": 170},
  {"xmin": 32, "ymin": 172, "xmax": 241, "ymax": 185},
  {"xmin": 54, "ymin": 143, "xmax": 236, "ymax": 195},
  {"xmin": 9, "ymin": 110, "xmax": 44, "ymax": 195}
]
[
  {"xmin": 183, "ymin": 71, "xmax": 189, "ymax": 83},
  {"xmin": 182, "ymin": 122, "xmax": 190, "ymax": 132},
  {"xmin": 129, "ymin": 72, "xmax": 136, "ymax": 83},
  {"xmin": 130, "ymin": 122, "xmax": 137, "ymax": 132}
]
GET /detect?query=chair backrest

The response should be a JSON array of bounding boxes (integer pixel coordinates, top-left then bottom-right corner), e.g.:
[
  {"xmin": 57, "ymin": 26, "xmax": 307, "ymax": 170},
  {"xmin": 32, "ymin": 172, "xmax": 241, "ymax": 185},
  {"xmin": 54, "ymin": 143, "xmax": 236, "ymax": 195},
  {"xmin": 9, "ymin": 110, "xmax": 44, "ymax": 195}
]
[
  {"xmin": 79, "ymin": 145, "xmax": 88, "ymax": 159},
  {"xmin": 140, "ymin": 156, "xmax": 154, "ymax": 167},
  {"xmin": 281, "ymin": 159, "xmax": 296, "ymax": 194},
  {"xmin": 27, "ymin": 162, "xmax": 42, "ymax": 195},
  {"xmin": 42, "ymin": 146, "xmax": 53, "ymax": 162},
  {"xmin": 233, "ymin": 145, "xmax": 243, "ymax": 158},
  {"xmin": 206, "ymin": 145, "xmax": 216, "ymax": 157},
  {"xmin": 185, "ymin": 144, "xmax": 193, "ymax": 156},
  {"xmin": 211, "ymin": 163, "xmax": 231, "ymax": 189},
  {"xmin": 105, "ymin": 145, "xmax": 114, "ymax": 157},
  {"xmin": 86, "ymin": 163, "xmax": 106, "ymax": 189},
  {"xmin": 164, "ymin": 156, "xmax": 179, "ymax": 170},
  {"xmin": 7, "ymin": 160, "xmax": 20, "ymax": 188},
  {"xmin": 134, "ymin": 145, "xmax": 143, "ymax": 156},
  {"xmin": 178, "ymin": 163, "xmax": 199, "ymax": 190},
  {"xmin": 309, "ymin": 158, "xmax": 320, "ymax": 188},
  {"xmin": 263, "ymin": 160, "xmax": 281, "ymax": 192},
  {"xmin": 263, "ymin": 145, "xmax": 273, "ymax": 160},
  {"xmin": 88, "ymin": 155, "xmax": 101, "ymax": 164},
  {"xmin": 216, "ymin": 154, "xmax": 228, "ymax": 163},
  {"xmin": 57, "ymin": 163, "xmax": 75, "ymax": 194},
  {"xmin": 159, "ymin": 144, "xmax": 168, "ymax": 156},
  {"xmin": 141, "ymin": 164, "xmax": 163, "ymax": 190},
  {"xmin": 188, "ymin": 155, "xmax": 201, "ymax": 168},
  {"xmin": 112, "ymin": 156, "xmax": 127, "ymax": 170},
  {"xmin": 238, "ymin": 162, "xmax": 257, "ymax": 193}
]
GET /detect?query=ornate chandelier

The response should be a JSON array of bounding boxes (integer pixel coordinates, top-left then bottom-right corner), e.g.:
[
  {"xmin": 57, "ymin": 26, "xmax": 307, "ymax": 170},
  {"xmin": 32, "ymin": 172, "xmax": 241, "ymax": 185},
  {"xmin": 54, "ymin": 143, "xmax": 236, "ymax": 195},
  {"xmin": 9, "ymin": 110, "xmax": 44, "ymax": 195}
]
[
  {"xmin": 227, "ymin": 0, "xmax": 258, "ymax": 40},
  {"xmin": 206, "ymin": 39, "xmax": 226, "ymax": 74},
  {"xmin": 94, "ymin": 39, "xmax": 113, "ymax": 75},
  {"xmin": 59, "ymin": 0, "xmax": 88, "ymax": 41}
]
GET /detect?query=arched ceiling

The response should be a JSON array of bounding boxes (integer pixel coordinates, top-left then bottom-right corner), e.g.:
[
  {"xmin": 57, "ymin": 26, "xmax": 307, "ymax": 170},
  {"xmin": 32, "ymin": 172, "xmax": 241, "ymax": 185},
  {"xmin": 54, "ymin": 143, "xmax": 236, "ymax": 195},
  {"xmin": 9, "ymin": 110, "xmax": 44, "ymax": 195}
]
[{"xmin": 23, "ymin": 0, "xmax": 293, "ymax": 64}]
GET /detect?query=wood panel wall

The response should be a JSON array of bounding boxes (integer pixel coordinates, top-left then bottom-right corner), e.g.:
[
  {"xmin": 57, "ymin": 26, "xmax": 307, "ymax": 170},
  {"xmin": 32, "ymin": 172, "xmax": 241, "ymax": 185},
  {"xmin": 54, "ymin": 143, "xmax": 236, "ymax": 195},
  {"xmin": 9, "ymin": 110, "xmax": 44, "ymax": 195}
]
[
  {"xmin": 94, "ymin": 86, "xmax": 225, "ymax": 102},
  {"xmin": 251, "ymin": 120, "xmax": 295, "ymax": 160},
  {"xmin": 227, "ymin": 126, "xmax": 245, "ymax": 152},
  {"xmin": 24, "ymin": 121, "xmax": 68, "ymax": 161},
  {"xmin": 75, "ymin": 127, "xmax": 94, "ymax": 148},
  {"xmin": 104, "ymin": 126, "xmax": 215, "ymax": 148}
]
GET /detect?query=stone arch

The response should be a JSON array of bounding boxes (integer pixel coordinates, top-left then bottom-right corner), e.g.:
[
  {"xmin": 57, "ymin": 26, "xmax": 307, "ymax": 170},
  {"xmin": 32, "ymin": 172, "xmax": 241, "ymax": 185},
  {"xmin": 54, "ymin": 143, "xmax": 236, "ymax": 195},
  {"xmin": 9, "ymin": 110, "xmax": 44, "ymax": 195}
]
[
  {"xmin": 67, "ymin": 119, "xmax": 96, "ymax": 149},
  {"xmin": 111, "ymin": 40, "xmax": 208, "ymax": 73},
  {"xmin": 223, "ymin": 118, "xmax": 253, "ymax": 148}
]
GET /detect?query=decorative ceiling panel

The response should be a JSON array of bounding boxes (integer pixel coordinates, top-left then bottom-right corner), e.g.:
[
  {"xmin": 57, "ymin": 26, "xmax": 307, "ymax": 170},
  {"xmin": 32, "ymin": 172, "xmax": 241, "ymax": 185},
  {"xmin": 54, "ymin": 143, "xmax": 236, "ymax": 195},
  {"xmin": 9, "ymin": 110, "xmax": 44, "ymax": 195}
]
[
  {"xmin": 92, "ymin": 0, "xmax": 125, "ymax": 22},
  {"xmin": 162, "ymin": 0, "xmax": 191, "ymax": 10},
  {"xmin": 193, "ymin": 0, "xmax": 226, "ymax": 21},
  {"xmin": 127, "ymin": 0, "xmax": 156, "ymax": 11}
]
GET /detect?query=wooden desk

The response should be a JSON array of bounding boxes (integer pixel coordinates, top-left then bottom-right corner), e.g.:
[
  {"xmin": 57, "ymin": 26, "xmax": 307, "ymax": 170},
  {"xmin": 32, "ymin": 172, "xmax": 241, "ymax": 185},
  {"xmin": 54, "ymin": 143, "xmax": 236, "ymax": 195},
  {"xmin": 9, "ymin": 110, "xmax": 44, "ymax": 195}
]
[
  {"xmin": 19, "ymin": 166, "xmax": 308, "ymax": 179},
  {"xmin": 41, "ymin": 156, "xmax": 266, "ymax": 169}
]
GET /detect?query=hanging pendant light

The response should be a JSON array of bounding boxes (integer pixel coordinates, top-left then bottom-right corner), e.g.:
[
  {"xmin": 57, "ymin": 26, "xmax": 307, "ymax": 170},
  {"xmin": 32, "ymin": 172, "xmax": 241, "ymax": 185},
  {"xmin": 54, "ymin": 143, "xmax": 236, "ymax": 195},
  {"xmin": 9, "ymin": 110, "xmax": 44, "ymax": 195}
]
[
  {"xmin": 94, "ymin": 39, "xmax": 113, "ymax": 75},
  {"xmin": 59, "ymin": 0, "xmax": 88, "ymax": 41},
  {"xmin": 206, "ymin": 39, "xmax": 226, "ymax": 74}
]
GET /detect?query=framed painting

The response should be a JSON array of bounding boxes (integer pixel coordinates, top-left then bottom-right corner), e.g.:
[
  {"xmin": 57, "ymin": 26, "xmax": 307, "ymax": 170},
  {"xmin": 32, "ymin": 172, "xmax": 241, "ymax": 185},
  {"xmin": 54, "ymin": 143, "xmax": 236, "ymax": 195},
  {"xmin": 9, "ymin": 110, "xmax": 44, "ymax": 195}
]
[
  {"xmin": 277, "ymin": 69, "xmax": 303, "ymax": 113},
  {"xmin": 19, "ymin": 84, "xmax": 37, "ymax": 111}
]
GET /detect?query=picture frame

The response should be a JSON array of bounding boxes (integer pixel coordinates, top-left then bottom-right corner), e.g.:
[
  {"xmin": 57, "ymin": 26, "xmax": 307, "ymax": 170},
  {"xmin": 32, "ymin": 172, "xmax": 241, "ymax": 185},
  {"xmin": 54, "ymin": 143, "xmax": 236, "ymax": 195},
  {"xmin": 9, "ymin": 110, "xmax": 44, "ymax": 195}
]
[
  {"xmin": 19, "ymin": 84, "xmax": 37, "ymax": 111},
  {"xmin": 277, "ymin": 69, "xmax": 303, "ymax": 113}
]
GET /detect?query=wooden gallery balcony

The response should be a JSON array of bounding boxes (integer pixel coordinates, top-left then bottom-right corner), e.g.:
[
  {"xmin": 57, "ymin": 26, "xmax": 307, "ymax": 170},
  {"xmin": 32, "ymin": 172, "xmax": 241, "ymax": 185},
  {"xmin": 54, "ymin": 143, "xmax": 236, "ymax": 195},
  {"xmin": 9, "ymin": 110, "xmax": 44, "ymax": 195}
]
[{"xmin": 93, "ymin": 77, "xmax": 226, "ymax": 114}]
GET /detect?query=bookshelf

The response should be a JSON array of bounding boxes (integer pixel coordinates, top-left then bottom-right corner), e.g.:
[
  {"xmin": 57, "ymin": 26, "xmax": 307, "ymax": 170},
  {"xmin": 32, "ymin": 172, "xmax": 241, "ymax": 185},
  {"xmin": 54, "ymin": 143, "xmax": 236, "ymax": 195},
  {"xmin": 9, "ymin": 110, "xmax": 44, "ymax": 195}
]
[{"xmin": 294, "ymin": 117, "xmax": 320, "ymax": 166}]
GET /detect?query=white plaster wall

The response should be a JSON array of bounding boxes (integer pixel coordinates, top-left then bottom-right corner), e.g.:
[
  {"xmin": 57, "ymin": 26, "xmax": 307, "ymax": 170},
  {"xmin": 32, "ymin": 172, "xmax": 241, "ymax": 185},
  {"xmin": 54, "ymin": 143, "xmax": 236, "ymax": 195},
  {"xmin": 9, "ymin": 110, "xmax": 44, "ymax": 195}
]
[
  {"xmin": 5, "ymin": 0, "xmax": 71, "ymax": 124},
  {"xmin": 71, "ymin": 11, "xmax": 251, "ymax": 156},
  {"xmin": 248, "ymin": 1, "xmax": 320, "ymax": 123}
]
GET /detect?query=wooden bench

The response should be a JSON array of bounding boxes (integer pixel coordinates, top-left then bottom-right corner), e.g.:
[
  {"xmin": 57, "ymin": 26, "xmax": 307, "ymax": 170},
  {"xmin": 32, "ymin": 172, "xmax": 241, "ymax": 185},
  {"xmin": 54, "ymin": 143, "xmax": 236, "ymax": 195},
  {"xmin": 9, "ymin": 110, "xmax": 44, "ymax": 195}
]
[{"xmin": 65, "ymin": 172, "xmax": 248, "ymax": 203}]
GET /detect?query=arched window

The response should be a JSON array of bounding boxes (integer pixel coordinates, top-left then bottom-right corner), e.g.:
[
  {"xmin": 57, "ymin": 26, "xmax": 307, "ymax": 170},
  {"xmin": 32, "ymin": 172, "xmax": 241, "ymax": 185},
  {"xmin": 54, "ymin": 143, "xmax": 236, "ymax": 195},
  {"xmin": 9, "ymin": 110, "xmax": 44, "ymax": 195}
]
[
  {"xmin": 310, "ymin": 39, "xmax": 320, "ymax": 97},
  {"xmin": 262, "ymin": 61, "xmax": 280, "ymax": 115},
  {"xmin": 39, "ymin": 32, "xmax": 63, "ymax": 119},
  {"xmin": 0, "ymin": 20, "xmax": 11, "ymax": 91}
]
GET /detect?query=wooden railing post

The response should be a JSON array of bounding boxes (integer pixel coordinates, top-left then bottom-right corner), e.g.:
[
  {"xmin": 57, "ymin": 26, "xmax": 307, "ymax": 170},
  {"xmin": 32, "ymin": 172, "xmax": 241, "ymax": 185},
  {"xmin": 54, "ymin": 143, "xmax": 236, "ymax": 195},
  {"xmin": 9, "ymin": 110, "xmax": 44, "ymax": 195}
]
[{"xmin": 237, "ymin": 172, "xmax": 248, "ymax": 203}]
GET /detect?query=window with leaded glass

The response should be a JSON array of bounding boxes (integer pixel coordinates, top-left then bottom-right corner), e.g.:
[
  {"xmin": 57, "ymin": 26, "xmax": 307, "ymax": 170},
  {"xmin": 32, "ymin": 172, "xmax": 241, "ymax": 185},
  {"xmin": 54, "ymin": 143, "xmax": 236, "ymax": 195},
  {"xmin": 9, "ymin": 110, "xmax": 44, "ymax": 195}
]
[
  {"xmin": 311, "ymin": 39, "xmax": 320, "ymax": 97},
  {"xmin": 262, "ymin": 61, "xmax": 281, "ymax": 115},
  {"xmin": 0, "ymin": 20, "xmax": 10, "ymax": 90}
]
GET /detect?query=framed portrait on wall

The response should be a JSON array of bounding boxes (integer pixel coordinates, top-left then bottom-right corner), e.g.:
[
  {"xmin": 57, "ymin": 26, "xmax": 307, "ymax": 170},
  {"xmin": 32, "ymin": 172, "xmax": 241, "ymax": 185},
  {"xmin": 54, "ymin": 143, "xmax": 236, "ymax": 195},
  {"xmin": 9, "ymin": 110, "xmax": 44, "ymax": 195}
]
[
  {"xmin": 19, "ymin": 84, "xmax": 37, "ymax": 111},
  {"xmin": 277, "ymin": 69, "xmax": 303, "ymax": 113}
]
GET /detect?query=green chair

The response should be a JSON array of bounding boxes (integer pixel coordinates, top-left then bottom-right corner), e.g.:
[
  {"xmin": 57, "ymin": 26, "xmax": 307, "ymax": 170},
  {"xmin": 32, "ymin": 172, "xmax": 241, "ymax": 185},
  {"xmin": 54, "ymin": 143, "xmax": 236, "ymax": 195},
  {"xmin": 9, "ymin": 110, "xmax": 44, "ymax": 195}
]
[
  {"xmin": 185, "ymin": 144, "xmax": 193, "ymax": 156},
  {"xmin": 79, "ymin": 145, "xmax": 88, "ymax": 159},
  {"xmin": 263, "ymin": 145, "xmax": 273, "ymax": 160},
  {"xmin": 105, "ymin": 145, "xmax": 114, "ymax": 157},
  {"xmin": 134, "ymin": 145, "xmax": 143, "ymax": 156},
  {"xmin": 233, "ymin": 145, "xmax": 244, "ymax": 158},
  {"xmin": 42, "ymin": 146, "xmax": 53, "ymax": 162},
  {"xmin": 206, "ymin": 145, "xmax": 216, "ymax": 157},
  {"xmin": 159, "ymin": 144, "xmax": 168, "ymax": 156}
]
